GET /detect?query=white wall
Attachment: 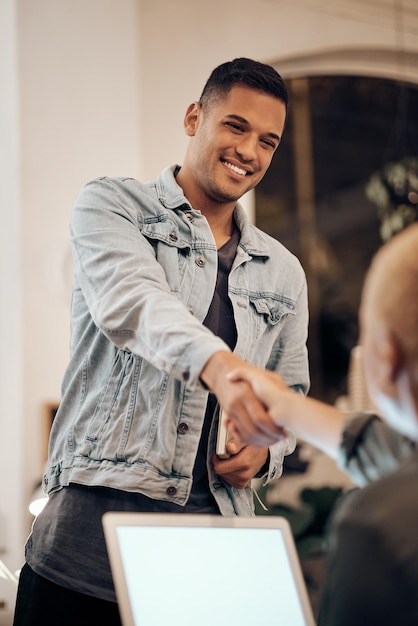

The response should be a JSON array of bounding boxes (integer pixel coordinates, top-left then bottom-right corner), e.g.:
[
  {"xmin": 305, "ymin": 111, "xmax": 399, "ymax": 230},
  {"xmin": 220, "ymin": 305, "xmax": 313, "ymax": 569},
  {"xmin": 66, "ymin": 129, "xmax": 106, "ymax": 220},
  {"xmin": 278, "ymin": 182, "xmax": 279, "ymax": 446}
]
[
  {"xmin": 1, "ymin": 0, "xmax": 417, "ymax": 620},
  {"xmin": 138, "ymin": 0, "xmax": 418, "ymax": 179},
  {"xmin": 17, "ymin": 0, "xmax": 143, "ymax": 539},
  {"xmin": 0, "ymin": 0, "xmax": 23, "ymax": 619},
  {"xmin": 0, "ymin": 3, "xmax": 143, "ymax": 622}
]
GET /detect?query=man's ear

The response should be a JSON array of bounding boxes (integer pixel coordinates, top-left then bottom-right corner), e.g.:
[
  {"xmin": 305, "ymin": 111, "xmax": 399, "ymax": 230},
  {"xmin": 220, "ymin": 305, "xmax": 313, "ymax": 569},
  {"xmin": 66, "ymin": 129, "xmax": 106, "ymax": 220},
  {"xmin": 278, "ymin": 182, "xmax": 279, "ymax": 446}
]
[
  {"xmin": 376, "ymin": 330, "xmax": 404, "ymax": 397},
  {"xmin": 183, "ymin": 102, "xmax": 201, "ymax": 137}
]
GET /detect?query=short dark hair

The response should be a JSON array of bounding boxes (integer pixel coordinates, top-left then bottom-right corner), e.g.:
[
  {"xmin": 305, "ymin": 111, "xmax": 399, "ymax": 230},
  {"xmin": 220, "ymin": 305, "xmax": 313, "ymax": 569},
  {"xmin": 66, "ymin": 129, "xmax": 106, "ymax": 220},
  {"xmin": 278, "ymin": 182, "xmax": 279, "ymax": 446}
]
[{"xmin": 199, "ymin": 57, "xmax": 288, "ymax": 110}]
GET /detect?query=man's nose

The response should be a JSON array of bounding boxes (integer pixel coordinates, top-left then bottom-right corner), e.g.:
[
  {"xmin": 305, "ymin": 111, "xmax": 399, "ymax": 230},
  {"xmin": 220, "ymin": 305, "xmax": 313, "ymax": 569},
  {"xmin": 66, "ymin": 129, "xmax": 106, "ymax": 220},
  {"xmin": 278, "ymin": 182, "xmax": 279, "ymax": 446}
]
[{"xmin": 235, "ymin": 134, "xmax": 258, "ymax": 161}]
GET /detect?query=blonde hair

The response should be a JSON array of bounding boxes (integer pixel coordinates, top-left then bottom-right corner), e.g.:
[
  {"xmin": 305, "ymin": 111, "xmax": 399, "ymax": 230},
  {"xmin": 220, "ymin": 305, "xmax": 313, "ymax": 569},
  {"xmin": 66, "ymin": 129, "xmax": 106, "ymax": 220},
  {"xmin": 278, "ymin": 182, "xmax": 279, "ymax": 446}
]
[{"xmin": 364, "ymin": 223, "xmax": 418, "ymax": 363}]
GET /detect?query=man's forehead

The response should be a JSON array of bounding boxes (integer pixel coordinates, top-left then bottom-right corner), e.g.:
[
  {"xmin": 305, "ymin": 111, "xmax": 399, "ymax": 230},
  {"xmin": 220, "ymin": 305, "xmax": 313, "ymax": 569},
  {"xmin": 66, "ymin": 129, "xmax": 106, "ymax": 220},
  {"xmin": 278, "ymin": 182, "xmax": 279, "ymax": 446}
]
[
  {"xmin": 221, "ymin": 83, "xmax": 285, "ymax": 107},
  {"xmin": 212, "ymin": 84, "xmax": 286, "ymax": 128}
]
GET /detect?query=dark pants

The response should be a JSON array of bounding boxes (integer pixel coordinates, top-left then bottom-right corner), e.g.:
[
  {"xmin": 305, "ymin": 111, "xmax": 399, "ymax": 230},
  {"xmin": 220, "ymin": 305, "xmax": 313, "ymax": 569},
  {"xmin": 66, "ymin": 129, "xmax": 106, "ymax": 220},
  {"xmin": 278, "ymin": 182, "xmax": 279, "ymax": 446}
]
[{"xmin": 13, "ymin": 563, "xmax": 122, "ymax": 626}]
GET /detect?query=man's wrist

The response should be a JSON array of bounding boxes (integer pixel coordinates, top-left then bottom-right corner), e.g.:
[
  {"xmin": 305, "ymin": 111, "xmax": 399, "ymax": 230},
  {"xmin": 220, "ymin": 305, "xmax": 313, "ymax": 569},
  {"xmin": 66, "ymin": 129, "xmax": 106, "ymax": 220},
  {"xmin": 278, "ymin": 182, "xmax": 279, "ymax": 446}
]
[
  {"xmin": 255, "ymin": 450, "xmax": 270, "ymax": 478},
  {"xmin": 199, "ymin": 350, "xmax": 233, "ymax": 392}
]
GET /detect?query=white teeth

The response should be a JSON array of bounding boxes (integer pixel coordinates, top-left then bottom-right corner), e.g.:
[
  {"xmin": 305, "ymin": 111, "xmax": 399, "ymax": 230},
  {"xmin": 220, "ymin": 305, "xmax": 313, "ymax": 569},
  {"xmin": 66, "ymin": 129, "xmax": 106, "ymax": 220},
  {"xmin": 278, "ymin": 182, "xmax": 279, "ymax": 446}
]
[{"xmin": 224, "ymin": 161, "xmax": 247, "ymax": 176}]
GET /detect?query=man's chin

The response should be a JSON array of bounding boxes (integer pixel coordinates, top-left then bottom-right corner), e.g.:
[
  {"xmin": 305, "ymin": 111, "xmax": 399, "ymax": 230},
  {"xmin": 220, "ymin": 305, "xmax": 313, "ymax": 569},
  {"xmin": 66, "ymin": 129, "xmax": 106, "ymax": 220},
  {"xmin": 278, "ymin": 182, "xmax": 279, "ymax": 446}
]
[
  {"xmin": 211, "ymin": 189, "xmax": 246, "ymax": 205},
  {"xmin": 214, "ymin": 180, "xmax": 256, "ymax": 204}
]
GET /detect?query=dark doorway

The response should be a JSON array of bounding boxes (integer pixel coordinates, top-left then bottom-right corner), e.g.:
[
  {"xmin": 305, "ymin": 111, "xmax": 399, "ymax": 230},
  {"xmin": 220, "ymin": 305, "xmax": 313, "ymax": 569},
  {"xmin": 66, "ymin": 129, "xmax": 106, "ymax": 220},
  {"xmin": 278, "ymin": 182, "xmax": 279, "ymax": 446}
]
[{"xmin": 255, "ymin": 75, "xmax": 418, "ymax": 402}]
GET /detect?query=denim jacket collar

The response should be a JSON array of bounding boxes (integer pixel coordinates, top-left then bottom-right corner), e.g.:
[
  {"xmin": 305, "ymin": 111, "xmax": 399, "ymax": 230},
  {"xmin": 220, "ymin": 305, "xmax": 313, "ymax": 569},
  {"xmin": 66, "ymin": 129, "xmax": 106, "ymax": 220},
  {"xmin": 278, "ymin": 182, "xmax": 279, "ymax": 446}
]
[{"xmin": 156, "ymin": 165, "xmax": 270, "ymax": 260}]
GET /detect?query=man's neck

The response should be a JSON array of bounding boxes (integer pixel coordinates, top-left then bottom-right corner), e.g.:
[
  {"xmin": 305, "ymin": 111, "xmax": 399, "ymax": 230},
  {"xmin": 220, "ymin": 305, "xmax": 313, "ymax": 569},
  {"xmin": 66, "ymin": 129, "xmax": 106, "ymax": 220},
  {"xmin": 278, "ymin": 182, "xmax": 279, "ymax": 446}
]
[
  {"xmin": 176, "ymin": 169, "xmax": 237, "ymax": 248},
  {"xmin": 205, "ymin": 210, "xmax": 235, "ymax": 249}
]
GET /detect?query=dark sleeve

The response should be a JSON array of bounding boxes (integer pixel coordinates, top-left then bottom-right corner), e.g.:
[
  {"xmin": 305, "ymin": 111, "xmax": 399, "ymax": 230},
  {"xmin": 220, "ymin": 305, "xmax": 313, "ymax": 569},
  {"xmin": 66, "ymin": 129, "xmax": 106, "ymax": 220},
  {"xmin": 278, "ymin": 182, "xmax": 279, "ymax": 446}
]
[
  {"xmin": 337, "ymin": 412, "xmax": 416, "ymax": 486},
  {"xmin": 318, "ymin": 493, "xmax": 418, "ymax": 626}
]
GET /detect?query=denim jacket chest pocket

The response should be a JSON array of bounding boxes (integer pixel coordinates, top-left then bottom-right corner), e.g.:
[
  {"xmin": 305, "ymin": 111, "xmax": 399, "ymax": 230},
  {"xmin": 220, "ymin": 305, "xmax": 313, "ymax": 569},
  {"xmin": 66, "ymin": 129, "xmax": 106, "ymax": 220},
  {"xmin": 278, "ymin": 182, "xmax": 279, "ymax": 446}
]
[
  {"xmin": 140, "ymin": 218, "xmax": 191, "ymax": 295},
  {"xmin": 249, "ymin": 295, "xmax": 295, "ymax": 326},
  {"xmin": 234, "ymin": 292, "xmax": 296, "ymax": 365}
]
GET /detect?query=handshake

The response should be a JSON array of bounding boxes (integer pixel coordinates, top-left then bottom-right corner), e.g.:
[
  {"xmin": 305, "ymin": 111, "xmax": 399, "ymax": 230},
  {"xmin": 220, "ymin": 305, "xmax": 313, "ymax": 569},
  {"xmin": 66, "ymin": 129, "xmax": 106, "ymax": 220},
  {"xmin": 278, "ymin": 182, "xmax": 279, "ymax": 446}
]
[{"xmin": 201, "ymin": 352, "xmax": 346, "ymax": 462}]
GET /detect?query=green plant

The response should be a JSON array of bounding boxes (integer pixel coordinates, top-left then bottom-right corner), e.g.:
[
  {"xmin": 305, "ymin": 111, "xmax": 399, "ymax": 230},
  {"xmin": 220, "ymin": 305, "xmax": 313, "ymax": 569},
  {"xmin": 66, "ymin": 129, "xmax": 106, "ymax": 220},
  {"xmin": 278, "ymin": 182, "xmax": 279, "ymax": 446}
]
[
  {"xmin": 254, "ymin": 482, "xmax": 344, "ymax": 559},
  {"xmin": 365, "ymin": 156, "xmax": 418, "ymax": 242}
]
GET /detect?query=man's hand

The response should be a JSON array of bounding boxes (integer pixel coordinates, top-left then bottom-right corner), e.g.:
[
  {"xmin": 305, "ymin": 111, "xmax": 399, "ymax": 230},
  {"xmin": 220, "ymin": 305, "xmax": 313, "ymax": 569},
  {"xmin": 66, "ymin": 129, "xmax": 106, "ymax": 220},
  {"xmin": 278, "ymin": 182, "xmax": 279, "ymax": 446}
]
[
  {"xmin": 200, "ymin": 351, "xmax": 288, "ymax": 448},
  {"xmin": 225, "ymin": 362, "xmax": 291, "ymax": 446},
  {"xmin": 212, "ymin": 439, "xmax": 269, "ymax": 489},
  {"xmin": 200, "ymin": 351, "xmax": 276, "ymax": 437}
]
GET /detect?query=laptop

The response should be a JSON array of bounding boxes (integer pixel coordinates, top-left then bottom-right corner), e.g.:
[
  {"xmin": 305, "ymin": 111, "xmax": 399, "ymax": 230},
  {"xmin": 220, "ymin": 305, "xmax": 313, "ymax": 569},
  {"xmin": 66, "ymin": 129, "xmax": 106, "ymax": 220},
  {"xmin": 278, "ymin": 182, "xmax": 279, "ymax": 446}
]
[{"xmin": 103, "ymin": 512, "xmax": 316, "ymax": 626}]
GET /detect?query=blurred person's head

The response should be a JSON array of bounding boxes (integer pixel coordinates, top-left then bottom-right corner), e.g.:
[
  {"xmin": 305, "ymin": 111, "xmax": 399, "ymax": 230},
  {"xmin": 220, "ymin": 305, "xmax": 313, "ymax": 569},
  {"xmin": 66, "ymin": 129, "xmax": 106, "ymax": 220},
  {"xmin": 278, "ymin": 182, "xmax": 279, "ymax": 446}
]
[{"xmin": 360, "ymin": 223, "xmax": 418, "ymax": 440}]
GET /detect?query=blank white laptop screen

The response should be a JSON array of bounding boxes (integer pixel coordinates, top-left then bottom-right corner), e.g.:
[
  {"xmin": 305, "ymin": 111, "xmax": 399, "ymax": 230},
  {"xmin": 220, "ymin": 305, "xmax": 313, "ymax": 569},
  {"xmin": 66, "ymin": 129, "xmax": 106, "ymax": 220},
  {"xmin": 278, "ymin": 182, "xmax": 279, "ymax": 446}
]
[{"xmin": 103, "ymin": 512, "xmax": 316, "ymax": 626}]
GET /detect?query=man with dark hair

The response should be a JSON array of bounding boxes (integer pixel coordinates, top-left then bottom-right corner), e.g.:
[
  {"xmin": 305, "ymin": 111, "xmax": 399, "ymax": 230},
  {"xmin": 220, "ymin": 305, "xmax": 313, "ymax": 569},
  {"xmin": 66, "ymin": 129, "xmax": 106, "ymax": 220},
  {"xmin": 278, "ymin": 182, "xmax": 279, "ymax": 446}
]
[{"xmin": 13, "ymin": 58, "xmax": 309, "ymax": 626}]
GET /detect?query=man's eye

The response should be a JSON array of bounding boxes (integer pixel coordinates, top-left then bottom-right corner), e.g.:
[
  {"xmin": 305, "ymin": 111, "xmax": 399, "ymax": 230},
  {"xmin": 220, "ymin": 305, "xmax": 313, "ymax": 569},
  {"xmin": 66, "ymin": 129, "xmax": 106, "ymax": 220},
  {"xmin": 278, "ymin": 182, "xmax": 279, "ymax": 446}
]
[
  {"xmin": 261, "ymin": 139, "xmax": 276, "ymax": 150},
  {"xmin": 225, "ymin": 122, "xmax": 243, "ymax": 132}
]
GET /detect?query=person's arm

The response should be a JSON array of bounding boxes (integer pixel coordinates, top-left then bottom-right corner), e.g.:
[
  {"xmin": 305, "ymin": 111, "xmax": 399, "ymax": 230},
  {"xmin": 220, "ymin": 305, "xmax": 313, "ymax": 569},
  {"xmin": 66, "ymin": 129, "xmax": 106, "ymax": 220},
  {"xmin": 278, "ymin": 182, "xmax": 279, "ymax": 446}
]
[
  {"xmin": 227, "ymin": 365, "xmax": 418, "ymax": 486},
  {"xmin": 71, "ymin": 177, "xmax": 229, "ymax": 386}
]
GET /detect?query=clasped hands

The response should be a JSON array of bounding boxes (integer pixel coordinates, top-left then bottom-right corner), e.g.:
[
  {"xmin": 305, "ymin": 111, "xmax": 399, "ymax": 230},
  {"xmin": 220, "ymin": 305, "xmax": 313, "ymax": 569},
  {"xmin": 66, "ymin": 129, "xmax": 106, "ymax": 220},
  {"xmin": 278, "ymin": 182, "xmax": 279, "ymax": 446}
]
[{"xmin": 200, "ymin": 351, "xmax": 291, "ymax": 489}]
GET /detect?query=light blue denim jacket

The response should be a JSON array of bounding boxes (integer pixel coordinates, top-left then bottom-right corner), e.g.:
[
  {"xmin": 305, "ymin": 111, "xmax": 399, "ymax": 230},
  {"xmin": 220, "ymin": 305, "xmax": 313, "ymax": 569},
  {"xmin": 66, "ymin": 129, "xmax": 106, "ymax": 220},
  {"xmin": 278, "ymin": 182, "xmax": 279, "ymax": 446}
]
[{"xmin": 44, "ymin": 166, "xmax": 310, "ymax": 516}]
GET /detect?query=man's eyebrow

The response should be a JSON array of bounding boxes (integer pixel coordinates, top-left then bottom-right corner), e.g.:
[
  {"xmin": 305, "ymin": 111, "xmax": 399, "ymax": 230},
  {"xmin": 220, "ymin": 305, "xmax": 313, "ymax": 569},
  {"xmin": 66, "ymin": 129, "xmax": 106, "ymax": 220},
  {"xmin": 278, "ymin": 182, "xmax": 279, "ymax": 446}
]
[{"xmin": 225, "ymin": 114, "xmax": 281, "ymax": 143}]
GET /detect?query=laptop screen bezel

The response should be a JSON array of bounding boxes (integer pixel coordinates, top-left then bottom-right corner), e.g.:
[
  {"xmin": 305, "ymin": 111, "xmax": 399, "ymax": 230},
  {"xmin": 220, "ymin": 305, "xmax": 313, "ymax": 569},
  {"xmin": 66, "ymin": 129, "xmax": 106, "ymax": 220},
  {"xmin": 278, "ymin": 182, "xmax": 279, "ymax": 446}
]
[{"xmin": 102, "ymin": 512, "xmax": 316, "ymax": 626}]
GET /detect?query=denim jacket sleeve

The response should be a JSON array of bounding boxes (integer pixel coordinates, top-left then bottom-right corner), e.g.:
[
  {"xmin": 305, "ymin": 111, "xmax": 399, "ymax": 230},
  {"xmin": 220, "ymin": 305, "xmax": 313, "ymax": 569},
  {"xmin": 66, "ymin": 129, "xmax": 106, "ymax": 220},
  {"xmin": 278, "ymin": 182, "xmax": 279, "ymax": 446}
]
[{"xmin": 70, "ymin": 176, "xmax": 229, "ymax": 389}]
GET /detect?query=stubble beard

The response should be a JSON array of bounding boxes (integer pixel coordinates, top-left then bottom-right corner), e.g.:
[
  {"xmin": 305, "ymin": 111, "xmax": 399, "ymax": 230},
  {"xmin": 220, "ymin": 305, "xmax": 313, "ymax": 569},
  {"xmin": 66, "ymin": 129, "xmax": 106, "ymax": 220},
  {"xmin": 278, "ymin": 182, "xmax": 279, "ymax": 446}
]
[{"xmin": 204, "ymin": 170, "xmax": 251, "ymax": 205}]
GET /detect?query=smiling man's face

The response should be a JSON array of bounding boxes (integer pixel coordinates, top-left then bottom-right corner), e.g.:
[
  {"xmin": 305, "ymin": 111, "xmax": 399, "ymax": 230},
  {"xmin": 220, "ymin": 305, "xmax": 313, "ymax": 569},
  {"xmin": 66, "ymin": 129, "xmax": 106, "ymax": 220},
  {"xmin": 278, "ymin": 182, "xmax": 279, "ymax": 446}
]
[{"xmin": 181, "ymin": 84, "xmax": 287, "ymax": 209}]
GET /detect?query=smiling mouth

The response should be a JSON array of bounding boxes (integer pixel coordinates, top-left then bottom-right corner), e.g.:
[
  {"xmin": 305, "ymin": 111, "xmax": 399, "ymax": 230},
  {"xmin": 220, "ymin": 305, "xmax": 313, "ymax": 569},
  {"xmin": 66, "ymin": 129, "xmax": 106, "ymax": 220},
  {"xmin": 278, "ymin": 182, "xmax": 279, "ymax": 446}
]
[{"xmin": 222, "ymin": 160, "xmax": 250, "ymax": 177}]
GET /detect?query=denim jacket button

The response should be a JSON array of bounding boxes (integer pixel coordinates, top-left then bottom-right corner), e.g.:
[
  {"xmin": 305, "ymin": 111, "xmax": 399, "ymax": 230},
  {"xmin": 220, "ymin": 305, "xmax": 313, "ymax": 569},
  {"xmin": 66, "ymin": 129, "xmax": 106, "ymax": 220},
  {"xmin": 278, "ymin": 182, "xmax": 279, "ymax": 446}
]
[
  {"xmin": 166, "ymin": 486, "xmax": 177, "ymax": 496},
  {"xmin": 177, "ymin": 422, "xmax": 189, "ymax": 434},
  {"xmin": 196, "ymin": 256, "xmax": 206, "ymax": 267},
  {"xmin": 185, "ymin": 213, "xmax": 194, "ymax": 222},
  {"xmin": 169, "ymin": 232, "xmax": 178, "ymax": 242}
]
